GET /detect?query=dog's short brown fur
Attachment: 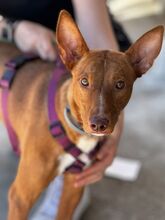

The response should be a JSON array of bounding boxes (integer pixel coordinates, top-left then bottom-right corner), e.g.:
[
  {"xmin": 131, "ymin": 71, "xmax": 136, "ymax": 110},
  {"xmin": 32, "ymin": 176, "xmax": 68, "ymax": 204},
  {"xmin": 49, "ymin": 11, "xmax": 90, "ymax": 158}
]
[{"xmin": 0, "ymin": 10, "xmax": 164, "ymax": 220}]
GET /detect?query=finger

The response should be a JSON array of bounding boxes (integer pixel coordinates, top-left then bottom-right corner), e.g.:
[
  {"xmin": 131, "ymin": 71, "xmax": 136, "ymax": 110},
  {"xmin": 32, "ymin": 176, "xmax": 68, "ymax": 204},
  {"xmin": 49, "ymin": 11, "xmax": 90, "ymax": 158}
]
[
  {"xmin": 47, "ymin": 34, "xmax": 57, "ymax": 61},
  {"xmin": 42, "ymin": 43, "xmax": 57, "ymax": 61},
  {"xmin": 37, "ymin": 42, "xmax": 48, "ymax": 60},
  {"xmin": 96, "ymin": 144, "xmax": 110, "ymax": 160},
  {"xmin": 97, "ymin": 141, "xmax": 116, "ymax": 160},
  {"xmin": 75, "ymin": 173, "xmax": 103, "ymax": 187},
  {"xmin": 48, "ymin": 39, "xmax": 57, "ymax": 61},
  {"xmin": 76, "ymin": 159, "xmax": 107, "ymax": 181},
  {"xmin": 47, "ymin": 47, "xmax": 57, "ymax": 61},
  {"xmin": 76, "ymin": 150, "xmax": 116, "ymax": 182},
  {"xmin": 37, "ymin": 41, "xmax": 57, "ymax": 61}
]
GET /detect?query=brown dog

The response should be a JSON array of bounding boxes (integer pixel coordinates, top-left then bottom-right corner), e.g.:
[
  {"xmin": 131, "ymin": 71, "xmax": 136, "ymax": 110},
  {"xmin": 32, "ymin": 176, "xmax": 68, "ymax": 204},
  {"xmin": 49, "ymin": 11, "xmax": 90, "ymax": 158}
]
[{"xmin": 0, "ymin": 10, "xmax": 164, "ymax": 220}]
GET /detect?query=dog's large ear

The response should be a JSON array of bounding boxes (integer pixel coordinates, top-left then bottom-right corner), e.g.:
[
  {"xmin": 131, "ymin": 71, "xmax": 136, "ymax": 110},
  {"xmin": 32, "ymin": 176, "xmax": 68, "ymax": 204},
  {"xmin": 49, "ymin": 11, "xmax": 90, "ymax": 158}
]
[
  {"xmin": 56, "ymin": 10, "xmax": 89, "ymax": 70},
  {"xmin": 126, "ymin": 26, "xmax": 164, "ymax": 77}
]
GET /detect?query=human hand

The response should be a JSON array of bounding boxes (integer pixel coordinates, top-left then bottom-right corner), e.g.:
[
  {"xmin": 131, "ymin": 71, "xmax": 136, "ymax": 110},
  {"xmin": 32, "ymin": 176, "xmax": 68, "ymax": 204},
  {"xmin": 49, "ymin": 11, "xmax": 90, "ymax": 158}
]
[
  {"xmin": 74, "ymin": 137, "xmax": 117, "ymax": 187},
  {"xmin": 14, "ymin": 21, "xmax": 57, "ymax": 61}
]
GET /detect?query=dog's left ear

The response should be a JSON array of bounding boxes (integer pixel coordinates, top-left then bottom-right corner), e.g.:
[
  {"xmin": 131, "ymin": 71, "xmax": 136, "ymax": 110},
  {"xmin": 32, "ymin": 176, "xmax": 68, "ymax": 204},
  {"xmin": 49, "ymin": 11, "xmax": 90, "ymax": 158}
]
[
  {"xmin": 56, "ymin": 10, "xmax": 89, "ymax": 70},
  {"xmin": 126, "ymin": 26, "xmax": 164, "ymax": 77}
]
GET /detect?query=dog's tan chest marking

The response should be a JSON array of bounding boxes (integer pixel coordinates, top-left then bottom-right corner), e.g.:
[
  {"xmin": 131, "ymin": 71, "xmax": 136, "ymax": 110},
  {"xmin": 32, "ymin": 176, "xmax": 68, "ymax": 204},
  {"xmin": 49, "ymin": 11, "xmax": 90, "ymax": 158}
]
[
  {"xmin": 58, "ymin": 135, "xmax": 98, "ymax": 174},
  {"xmin": 76, "ymin": 135, "xmax": 99, "ymax": 153}
]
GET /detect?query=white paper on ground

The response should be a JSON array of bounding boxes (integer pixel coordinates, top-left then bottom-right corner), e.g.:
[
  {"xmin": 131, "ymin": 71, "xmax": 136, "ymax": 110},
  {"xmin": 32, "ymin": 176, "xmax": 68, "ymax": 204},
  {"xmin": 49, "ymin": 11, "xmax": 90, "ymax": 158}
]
[{"xmin": 104, "ymin": 156, "xmax": 142, "ymax": 182}]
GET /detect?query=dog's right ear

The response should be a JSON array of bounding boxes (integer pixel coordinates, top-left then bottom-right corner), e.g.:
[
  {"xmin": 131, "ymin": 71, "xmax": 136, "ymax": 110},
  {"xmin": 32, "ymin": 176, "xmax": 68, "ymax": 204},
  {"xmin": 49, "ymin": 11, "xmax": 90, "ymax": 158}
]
[
  {"xmin": 56, "ymin": 10, "xmax": 89, "ymax": 70},
  {"xmin": 126, "ymin": 25, "xmax": 164, "ymax": 78}
]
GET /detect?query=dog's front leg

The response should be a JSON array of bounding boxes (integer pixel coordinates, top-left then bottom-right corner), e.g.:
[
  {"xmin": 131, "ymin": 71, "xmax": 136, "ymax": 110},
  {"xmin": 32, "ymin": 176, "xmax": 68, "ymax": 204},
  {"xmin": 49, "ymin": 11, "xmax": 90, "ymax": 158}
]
[
  {"xmin": 7, "ymin": 145, "xmax": 58, "ymax": 220},
  {"xmin": 56, "ymin": 173, "xmax": 84, "ymax": 220}
]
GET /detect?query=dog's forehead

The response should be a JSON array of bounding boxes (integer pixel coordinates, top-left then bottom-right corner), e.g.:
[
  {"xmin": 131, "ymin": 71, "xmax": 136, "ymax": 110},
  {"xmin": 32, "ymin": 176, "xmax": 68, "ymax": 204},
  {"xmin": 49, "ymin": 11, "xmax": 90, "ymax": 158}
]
[{"xmin": 74, "ymin": 50, "xmax": 129, "ymax": 76}]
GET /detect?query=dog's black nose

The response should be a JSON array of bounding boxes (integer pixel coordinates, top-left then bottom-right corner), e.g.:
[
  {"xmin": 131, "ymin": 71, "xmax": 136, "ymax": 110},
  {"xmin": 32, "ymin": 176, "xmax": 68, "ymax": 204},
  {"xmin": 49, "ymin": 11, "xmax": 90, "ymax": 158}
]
[{"xmin": 90, "ymin": 116, "xmax": 109, "ymax": 132}]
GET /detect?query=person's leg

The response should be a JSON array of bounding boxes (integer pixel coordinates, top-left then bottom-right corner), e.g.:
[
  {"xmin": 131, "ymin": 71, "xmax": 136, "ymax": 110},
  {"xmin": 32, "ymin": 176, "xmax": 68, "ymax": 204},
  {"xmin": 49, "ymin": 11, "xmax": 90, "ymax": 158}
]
[
  {"xmin": 31, "ymin": 176, "xmax": 90, "ymax": 220},
  {"xmin": 31, "ymin": 176, "xmax": 64, "ymax": 220}
]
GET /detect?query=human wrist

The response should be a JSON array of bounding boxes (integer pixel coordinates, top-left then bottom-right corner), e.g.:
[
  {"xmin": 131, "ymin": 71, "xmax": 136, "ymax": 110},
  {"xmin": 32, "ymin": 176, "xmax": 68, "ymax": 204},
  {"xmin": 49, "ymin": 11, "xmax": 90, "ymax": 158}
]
[
  {"xmin": 109, "ymin": 111, "xmax": 124, "ymax": 146},
  {"xmin": 0, "ymin": 15, "xmax": 19, "ymax": 42}
]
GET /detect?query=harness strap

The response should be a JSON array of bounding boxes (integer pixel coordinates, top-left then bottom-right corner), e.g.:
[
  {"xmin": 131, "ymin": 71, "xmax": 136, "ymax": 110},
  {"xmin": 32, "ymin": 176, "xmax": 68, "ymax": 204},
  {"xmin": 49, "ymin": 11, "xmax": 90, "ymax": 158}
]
[
  {"xmin": 48, "ymin": 60, "xmax": 84, "ymax": 159},
  {"xmin": 0, "ymin": 54, "xmax": 38, "ymax": 89},
  {"xmin": 0, "ymin": 54, "xmax": 38, "ymax": 155},
  {"xmin": 47, "ymin": 58, "xmax": 107, "ymax": 173}
]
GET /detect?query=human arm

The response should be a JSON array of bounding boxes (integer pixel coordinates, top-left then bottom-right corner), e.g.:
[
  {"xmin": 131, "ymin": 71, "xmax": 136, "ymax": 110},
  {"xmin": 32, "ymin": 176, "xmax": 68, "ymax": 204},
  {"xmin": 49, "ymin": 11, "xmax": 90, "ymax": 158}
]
[
  {"xmin": 0, "ymin": 16, "xmax": 57, "ymax": 61},
  {"xmin": 72, "ymin": 0, "xmax": 119, "ymax": 50}
]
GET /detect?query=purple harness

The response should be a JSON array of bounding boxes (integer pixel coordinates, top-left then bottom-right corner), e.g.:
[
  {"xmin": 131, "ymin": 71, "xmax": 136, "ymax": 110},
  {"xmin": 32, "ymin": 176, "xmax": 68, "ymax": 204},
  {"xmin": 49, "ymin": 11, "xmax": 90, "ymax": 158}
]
[
  {"xmin": 0, "ymin": 54, "xmax": 38, "ymax": 155},
  {"xmin": 0, "ymin": 54, "xmax": 103, "ymax": 173}
]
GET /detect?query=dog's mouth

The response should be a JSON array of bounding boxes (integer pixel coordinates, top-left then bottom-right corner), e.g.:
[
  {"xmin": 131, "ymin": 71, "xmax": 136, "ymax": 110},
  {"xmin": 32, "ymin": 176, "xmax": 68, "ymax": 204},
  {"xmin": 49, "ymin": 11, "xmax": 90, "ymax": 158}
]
[
  {"xmin": 91, "ymin": 133, "xmax": 107, "ymax": 137},
  {"xmin": 89, "ymin": 129, "xmax": 112, "ymax": 137}
]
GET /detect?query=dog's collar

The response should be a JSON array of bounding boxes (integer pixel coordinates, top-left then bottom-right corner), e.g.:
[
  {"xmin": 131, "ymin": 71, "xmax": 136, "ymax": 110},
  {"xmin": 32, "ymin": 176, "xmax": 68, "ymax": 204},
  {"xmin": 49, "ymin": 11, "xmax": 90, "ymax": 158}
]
[{"xmin": 64, "ymin": 106, "xmax": 87, "ymax": 135}]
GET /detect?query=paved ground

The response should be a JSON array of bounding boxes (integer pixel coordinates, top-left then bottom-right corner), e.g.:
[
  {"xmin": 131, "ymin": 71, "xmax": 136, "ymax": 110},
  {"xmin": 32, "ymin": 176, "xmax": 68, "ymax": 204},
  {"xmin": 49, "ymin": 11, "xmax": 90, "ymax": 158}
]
[{"xmin": 0, "ymin": 14, "xmax": 165, "ymax": 220}]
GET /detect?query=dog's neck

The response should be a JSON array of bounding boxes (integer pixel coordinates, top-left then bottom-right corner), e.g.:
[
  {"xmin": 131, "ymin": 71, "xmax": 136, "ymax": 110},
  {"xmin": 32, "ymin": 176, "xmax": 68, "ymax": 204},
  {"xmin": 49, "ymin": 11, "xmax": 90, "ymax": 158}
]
[
  {"xmin": 64, "ymin": 105, "xmax": 86, "ymax": 135},
  {"xmin": 55, "ymin": 79, "xmax": 84, "ymax": 142},
  {"xmin": 56, "ymin": 78, "xmax": 100, "ymax": 174}
]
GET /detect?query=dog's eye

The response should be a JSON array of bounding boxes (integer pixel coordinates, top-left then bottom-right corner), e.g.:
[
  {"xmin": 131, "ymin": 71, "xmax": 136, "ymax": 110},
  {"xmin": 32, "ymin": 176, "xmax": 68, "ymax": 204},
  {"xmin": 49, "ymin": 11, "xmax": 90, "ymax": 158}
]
[
  {"xmin": 115, "ymin": 80, "xmax": 125, "ymax": 90},
  {"xmin": 81, "ymin": 78, "xmax": 89, "ymax": 87}
]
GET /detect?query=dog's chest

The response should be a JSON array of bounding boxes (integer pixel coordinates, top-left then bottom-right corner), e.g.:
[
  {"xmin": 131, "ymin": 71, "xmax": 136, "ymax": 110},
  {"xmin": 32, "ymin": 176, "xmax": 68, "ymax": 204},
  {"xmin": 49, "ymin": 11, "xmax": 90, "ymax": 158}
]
[{"xmin": 58, "ymin": 135, "xmax": 99, "ymax": 174}]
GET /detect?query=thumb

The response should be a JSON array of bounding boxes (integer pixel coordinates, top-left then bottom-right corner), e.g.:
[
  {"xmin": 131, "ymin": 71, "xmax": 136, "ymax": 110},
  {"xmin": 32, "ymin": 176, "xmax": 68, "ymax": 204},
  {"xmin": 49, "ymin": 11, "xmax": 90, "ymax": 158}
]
[
  {"xmin": 96, "ymin": 139, "xmax": 117, "ymax": 160},
  {"xmin": 96, "ymin": 142, "xmax": 110, "ymax": 160}
]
